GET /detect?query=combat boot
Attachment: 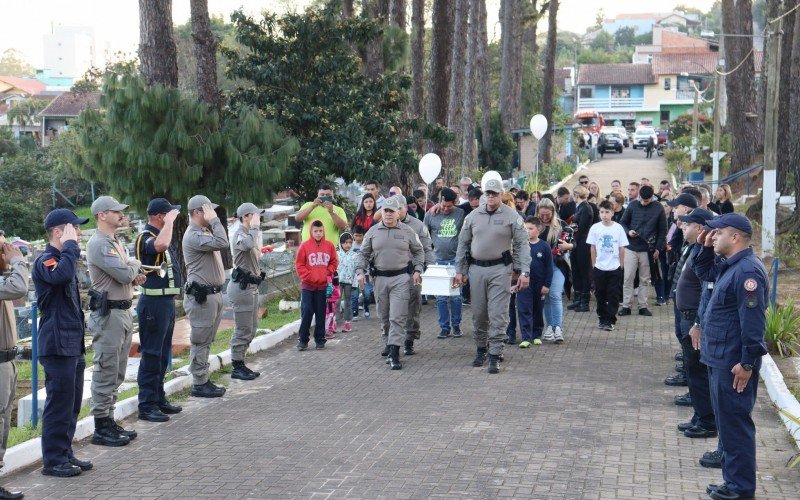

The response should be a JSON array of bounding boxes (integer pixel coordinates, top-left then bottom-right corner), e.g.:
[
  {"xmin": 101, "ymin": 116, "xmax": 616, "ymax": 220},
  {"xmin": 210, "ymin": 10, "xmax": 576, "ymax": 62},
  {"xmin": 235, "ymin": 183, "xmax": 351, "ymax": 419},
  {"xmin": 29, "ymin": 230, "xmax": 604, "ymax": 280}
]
[
  {"xmin": 110, "ymin": 419, "xmax": 138, "ymax": 440},
  {"xmin": 488, "ymin": 354, "xmax": 500, "ymax": 374},
  {"xmin": 575, "ymin": 292, "xmax": 591, "ymax": 312},
  {"xmin": 388, "ymin": 345, "xmax": 402, "ymax": 370},
  {"xmin": 472, "ymin": 347, "xmax": 487, "ymax": 367},
  {"xmin": 380, "ymin": 343, "xmax": 390, "ymax": 357},
  {"xmin": 404, "ymin": 339, "xmax": 415, "ymax": 356},
  {"xmin": 91, "ymin": 417, "xmax": 130, "ymax": 447},
  {"xmin": 231, "ymin": 360, "xmax": 257, "ymax": 381},
  {"xmin": 566, "ymin": 293, "xmax": 580, "ymax": 311}
]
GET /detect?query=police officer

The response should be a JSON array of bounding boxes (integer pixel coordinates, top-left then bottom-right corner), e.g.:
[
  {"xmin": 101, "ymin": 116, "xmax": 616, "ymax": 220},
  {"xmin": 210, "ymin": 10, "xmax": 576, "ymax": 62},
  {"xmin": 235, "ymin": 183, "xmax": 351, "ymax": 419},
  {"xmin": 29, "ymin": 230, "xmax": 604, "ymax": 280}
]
[
  {"xmin": 32, "ymin": 209, "xmax": 93, "ymax": 478},
  {"xmin": 183, "ymin": 195, "xmax": 229, "ymax": 397},
  {"xmin": 392, "ymin": 195, "xmax": 434, "ymax": 356},
  {"xmin": 455, "ymin": 178, "xmax": 530, "ymax": 374},
  {"xmin": 135, "ymin": 198, "xmax": 183, "ymax": 423},
  {"xmin": 1, "ymin": 237, "xmax": 29, "ymax": 495},
  {"xmin": 356, "ymin": 196, "xmax": 424, "ymax": 370},
  {"xmin": 86, "ymin": 196, "xmax": 143, "ymax": 446},
  {"xmin": 693, "ymin": 214, "xmax": 767, "ymax": 500},
  {"xmin": 228, "ymin": 202, "xmax": 266, "ymax": 381}
]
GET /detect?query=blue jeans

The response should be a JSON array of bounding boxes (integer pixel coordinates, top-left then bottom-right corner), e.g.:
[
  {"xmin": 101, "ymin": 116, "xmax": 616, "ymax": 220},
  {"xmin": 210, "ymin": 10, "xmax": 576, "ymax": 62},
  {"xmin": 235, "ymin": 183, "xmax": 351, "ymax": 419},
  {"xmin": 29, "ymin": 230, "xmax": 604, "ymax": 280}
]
[
  {"xmin": 435, "ymin": 260, "xmax": 462, "ymax": 330},
  {"xmin": 543, "ymin": 267, "xmax": 565, "ymax": 328},
  {"xmin": 351, "ymin": 280, "xmax": 374, "ymax": 315}
]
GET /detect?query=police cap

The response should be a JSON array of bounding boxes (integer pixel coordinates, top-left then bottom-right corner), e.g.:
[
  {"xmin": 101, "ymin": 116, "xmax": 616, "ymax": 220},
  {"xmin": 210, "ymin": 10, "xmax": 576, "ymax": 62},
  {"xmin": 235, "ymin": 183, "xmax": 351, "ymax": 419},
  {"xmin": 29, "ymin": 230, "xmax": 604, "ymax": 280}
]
[
  {"xmin": 91, "ymin": 196, "xmax": 129, "ymax": 215},
  {"xmin": 44, "ymin": 209, "xmax": 90, "ymax": 229},
  {"xmin": 147, "ymin": 198, "xmax": 181, "ymax": 215},
  {"xmin": 677, "ymin": 208, "xmax": 715, "ymax": 225},
  {"xmin": 667, "ymin": 193, "xmax": 699, "ymax": 209},
  {"xmin": 704, "ymin": 213, "xmax": 753, "ymax": 234},
  {"xmin": 383, "ymin": 195, "xmax": 404, "ymax": 212},
  {"xmin": 187, "ymin": 195, "xmax": 219, "ymax": 211},
  {"xmin": 236, "ymin": 202, "xmax": 265, "ymax": 218},
  {"xmin": 484, "ymin": 178, "xmax": 504, "ymax": 194}
]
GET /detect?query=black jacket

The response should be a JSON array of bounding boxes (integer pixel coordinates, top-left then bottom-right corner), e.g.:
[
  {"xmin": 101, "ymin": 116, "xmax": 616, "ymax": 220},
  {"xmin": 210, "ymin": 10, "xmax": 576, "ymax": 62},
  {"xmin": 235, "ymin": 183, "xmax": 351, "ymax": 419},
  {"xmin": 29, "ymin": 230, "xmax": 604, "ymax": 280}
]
[{"xmin": 620, "ymin": 200, "xmax": 668, "ymax": 252}]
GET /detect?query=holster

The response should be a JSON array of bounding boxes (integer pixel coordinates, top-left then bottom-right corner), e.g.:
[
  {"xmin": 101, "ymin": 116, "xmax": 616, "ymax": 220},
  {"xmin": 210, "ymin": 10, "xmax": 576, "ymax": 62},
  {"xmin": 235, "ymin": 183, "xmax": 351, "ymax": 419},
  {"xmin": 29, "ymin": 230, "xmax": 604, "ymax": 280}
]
[
  {"xmin": 186, "ymin": 282, "xmax": 208, "ymax": 304},
  {"xmin": 88, "ymin": 289, "xmax": 110, "ymax": 317},
  {"xmin": 501, "ymin": 250, "xmax": 513, "ymax": 266}
]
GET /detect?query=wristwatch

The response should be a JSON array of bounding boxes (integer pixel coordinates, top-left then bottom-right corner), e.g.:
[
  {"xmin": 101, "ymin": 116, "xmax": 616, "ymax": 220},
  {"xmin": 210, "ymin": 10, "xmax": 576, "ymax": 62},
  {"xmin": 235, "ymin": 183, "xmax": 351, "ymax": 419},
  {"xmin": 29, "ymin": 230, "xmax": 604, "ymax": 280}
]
[
  {"xmin": 742, "ymin": 363, "xmax": 753, "ymax": 371},
  {"xmin": 521, "ymin": 272, "xmax": 530, "ymax": 278}
]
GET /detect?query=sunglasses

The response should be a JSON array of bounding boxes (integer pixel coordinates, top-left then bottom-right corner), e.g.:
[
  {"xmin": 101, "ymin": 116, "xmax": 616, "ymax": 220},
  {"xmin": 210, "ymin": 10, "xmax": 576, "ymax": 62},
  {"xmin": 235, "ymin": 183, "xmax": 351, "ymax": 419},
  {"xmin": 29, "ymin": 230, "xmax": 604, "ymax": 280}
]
[
  {"xmin": 389, "ymin": 191, "xmax": 398, "ymax": 196},
  {"xmin": 579, "ymin": 180, "xmax": 589, "ymax": 185}
]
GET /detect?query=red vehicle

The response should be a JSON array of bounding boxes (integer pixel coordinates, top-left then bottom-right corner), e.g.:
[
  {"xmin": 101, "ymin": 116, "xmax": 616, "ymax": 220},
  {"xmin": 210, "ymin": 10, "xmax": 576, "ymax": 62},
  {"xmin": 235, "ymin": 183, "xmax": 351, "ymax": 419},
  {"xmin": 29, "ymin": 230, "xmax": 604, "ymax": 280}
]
[{"xmin": 574, "ymin": 110, "xmax": 604, "ymax": 134}]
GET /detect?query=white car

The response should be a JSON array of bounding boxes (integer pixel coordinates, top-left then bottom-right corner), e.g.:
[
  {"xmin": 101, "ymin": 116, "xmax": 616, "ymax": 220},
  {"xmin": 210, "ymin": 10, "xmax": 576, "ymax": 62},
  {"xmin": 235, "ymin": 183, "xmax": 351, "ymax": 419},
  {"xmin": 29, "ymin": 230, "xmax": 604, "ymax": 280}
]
[{"xmin": 633, "ymin": 127, "xmax": 657, "ymax": 149}]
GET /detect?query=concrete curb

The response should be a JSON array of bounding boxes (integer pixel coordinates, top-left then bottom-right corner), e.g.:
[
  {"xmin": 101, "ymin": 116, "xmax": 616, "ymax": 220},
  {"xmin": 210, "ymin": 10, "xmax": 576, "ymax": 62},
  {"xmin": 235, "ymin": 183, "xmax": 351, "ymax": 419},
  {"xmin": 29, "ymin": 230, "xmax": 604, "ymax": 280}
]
[
  {"xmin": 1, "ymin": 319, "xmax": 301, "ymax": 476},
  {"xmin": 761, "ymin": 353, "xmax": 800, "ymax": 448}
]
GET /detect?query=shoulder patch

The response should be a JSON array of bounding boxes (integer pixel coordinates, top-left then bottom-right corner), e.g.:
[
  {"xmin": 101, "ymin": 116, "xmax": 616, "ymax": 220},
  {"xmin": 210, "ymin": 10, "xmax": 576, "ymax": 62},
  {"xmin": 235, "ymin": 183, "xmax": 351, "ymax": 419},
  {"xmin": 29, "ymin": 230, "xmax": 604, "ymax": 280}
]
[
  {"xmin": 743, "ymin": 278, "xmax": 757, "ymax": 292},
  {"xmin": 43, "ymin": 257, "xmax": 58, "ymax": 270}
]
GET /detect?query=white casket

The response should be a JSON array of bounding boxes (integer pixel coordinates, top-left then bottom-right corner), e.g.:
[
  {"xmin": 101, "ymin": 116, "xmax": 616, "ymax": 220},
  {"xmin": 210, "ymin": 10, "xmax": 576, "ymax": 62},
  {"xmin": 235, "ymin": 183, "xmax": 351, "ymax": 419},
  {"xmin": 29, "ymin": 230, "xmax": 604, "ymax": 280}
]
[{"xmin": 421, "ymin": 264, "xmax": 461, "ymax": 296}]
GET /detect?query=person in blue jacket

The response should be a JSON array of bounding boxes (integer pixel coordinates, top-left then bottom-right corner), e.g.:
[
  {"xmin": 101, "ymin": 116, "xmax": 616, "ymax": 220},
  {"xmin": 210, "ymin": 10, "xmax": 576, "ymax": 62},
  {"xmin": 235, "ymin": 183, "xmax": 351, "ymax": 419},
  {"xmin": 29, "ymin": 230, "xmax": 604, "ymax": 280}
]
[
  {"xmin": 517, "ymin": 217, "xmax": 553, "ymax": 347},
  {"xmin": 693, "ymin": 213, "xmax": 768, "ymax": 500},
  {"xmin": 31, "ymin": 209, "xmax": 91, "ymax": 478}
]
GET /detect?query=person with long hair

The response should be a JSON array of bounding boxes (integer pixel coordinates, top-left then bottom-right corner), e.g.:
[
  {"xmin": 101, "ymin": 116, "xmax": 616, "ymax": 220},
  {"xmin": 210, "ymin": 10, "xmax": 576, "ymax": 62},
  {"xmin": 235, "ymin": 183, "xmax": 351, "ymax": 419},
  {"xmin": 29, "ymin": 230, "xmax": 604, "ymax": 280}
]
[
  {"xmin": 535, "ymin": 199, "xmax": 574, "ymax": 343},
  {"xmin": 353, "ymin": 193, "xmax": 377, "ymax": 232},
  {"xmin": 588, "ymin": 181, "xmax": 602, "ymax": 201},
  {"xmin": 609, "ymin": 192, "xmax": 626, "ymax": 223},
  {"xmin": 711, "ymin": 184, "xmax": 734, "ymax": 214},
  {"xmin": 569, "ymin": 185, "xmax": 594, "ymax": 313}
]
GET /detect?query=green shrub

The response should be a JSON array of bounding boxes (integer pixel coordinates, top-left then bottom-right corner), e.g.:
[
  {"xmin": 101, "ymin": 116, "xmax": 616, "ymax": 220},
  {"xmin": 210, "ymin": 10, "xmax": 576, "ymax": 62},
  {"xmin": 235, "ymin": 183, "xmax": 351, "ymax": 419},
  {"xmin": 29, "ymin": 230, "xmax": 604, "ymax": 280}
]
[{"xmin": 765, "ymin": 299, "xmax": 800, "ymax": 357}]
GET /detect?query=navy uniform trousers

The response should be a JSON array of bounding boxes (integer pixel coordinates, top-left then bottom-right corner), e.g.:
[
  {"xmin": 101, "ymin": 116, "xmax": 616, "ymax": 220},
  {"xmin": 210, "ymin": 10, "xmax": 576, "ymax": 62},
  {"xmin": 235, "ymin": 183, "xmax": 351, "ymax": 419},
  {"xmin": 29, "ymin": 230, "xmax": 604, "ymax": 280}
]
[
  {"xmin": 136, "ymin": 295, "xmax": 176, "ymax": 411},
  {"xmin": 39, "ymin": 355, "xmax": 85, "ymax": 468}
]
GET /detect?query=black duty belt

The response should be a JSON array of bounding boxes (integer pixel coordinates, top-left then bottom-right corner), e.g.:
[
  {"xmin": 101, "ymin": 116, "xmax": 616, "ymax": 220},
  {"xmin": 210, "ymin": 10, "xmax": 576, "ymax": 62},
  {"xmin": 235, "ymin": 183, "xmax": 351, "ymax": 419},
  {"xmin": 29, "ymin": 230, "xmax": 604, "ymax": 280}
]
[
  {"xmin": 471, "ymin": 257, "xmax": 506, "ymax": 267},
  {"xmin": 188, "ymin": 284, "xmax": 223, "ymax": 294},
  {"xmin": 374, "ymin": 268, "xmax": 411, "ymax": 277},
  {"xmin": 108, "ymin": 300, "xmax": 133, "ymax": 310},
  {"xmin": 680, "ymin": 309, "xmax": 698, "ymax": 321},
  {"xmin": 0, "ymin": 348, "xmax": 16, "ymax": 363}
]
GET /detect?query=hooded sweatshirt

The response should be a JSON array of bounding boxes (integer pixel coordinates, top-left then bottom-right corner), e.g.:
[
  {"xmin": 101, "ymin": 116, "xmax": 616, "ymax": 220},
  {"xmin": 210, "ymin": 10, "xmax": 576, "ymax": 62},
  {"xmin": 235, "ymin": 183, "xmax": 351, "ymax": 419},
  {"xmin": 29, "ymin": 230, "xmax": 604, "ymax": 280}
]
[{"xmin": 295, "ymin": 221, "xmax": 339, "ymax": 291}]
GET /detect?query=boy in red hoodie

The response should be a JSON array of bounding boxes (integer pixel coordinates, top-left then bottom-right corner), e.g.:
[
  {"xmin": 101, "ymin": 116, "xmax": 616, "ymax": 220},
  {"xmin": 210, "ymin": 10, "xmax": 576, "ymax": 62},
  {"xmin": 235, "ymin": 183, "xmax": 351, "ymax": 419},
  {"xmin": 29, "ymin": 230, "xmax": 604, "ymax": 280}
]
[{"xmin": 295, "ymin": 220, "xmax": 338, "ymax": 350}]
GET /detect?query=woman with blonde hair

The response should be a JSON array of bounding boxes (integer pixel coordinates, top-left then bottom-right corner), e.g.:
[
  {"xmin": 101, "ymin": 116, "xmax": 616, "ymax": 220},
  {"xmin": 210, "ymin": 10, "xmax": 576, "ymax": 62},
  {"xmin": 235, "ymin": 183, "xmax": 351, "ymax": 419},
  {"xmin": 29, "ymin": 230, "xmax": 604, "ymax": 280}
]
[
  {"xmin": 711, "ymin": 183, "xmax": 734, "ymax": 214},
  {"xmin": 588, "ymin": 181, "xmax": 602, "ymax": 200},
  {"xmin": 501, "ymin": 193, "xmax": 516, "ymax": 209},
  {"xmin": 535, "ymin": 198, "xmax": 574, "ymax": 343}
]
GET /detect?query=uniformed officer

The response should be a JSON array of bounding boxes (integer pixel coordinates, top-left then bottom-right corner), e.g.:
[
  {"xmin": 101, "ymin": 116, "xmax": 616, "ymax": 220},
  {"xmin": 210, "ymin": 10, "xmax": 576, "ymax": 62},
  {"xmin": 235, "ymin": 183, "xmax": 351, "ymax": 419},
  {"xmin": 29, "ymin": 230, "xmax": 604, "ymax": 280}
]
[
  {"xmin": 135, "ymin": 198, "xmax": 183, "ymax": 423},
  {"xmin": 693, "ymin": 213, "xmax": 767, "ymax": 500},
  {"xmin": 228, "ymin": 202, "xmax": 266, "ymax": 381},
  {"xmin": 86, "ymin": 196, "xmax": 143, "ymax": 447},
  {"xmin": 1, "ymin": 237, "xmax": 30, "ymax": 495},
  {"xmin": 183, "ymin": 195, "xmax": 229, "ymax": 397},
  {"xmin": 32, "ymin": 209, "xmax": 93, "ymax": 478},
  {"xmin": 392, "ymin": 195, "xmax": 434, "ymax": 356},
  {"xmin": 356, "ymin": 196, "xmax": 424, "ymax": 370},
  {"xmin": 455, "ymin": 178, "xmax": 530, "ymax": 374}
]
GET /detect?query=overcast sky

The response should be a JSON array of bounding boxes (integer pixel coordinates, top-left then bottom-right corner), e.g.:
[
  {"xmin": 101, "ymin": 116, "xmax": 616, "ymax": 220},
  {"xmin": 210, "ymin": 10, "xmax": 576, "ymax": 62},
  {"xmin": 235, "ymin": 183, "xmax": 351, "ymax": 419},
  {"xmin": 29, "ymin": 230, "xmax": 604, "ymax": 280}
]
[{"xmin": 1, "ymin": 0, "xmax": 717, "ymax": 69}]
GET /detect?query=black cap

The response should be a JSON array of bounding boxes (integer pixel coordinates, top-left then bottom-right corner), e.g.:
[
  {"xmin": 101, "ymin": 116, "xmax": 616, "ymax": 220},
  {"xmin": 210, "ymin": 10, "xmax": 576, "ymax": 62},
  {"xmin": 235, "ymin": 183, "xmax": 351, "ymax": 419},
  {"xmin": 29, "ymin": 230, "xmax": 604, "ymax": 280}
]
[
  {"xmin": 44, "ymin": 209, "xmax": 90, "ymax": 229},
  {"xmin": 667, "ymin": 193, "xmax": 699, "ymax": 209},
  {"xmin": 639, "ymin": 185, "xmax": 654, "ymax": 199},
  {"xmin": 705, "ymin": 213, "xmax": 753, "ymax": 235},
  {"xmin": 405, "ymin": 195, "xmax": 417, "ymax": 205},
  {"xmin": 147, "ymin": 198, "xmax": 181, "ymax": 215},
  {"xmin": 677, "ymin": 208, "xmax": 715, "ymax": 225}
]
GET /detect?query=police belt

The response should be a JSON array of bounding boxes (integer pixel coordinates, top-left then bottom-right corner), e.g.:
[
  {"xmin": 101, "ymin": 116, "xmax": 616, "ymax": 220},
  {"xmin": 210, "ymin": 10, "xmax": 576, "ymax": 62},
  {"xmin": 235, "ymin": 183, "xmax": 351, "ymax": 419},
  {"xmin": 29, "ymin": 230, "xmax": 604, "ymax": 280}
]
[
  {"xmin": 186, "ymin": 284, "xmax": 223, "ymax": 294},
  {"xmin": 471, "ymin": 257, "xmax": 506, "ymax": 267},
  {"xmin": 374, "ymin": 268, "xmax": 411, "ymax": 277},
  {"xmin": 108, "ymin": 299, "xmax": 133, "ymax": 310},
  {"xmin": 679, "ymin": 309, "xmax": 698, "ymax": 322},
  {"xmin": 0, "ymin": 348, "xmax": 17, "ymax": 363},
  {"xmin": 142, "ymin": 287, "xmax": 181, "ymax": 297}
]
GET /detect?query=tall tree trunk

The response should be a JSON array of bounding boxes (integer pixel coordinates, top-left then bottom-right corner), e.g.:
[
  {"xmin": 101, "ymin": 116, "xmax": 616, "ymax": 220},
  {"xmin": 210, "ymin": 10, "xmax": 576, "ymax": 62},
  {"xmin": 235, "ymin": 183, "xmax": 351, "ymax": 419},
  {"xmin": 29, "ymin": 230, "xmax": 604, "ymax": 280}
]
[
  {"xmin": 410, "ymin": 0, "xmax": 425, "ymax": 152},
  {"xmin": 462, "ymin": 0, "xmax": 481, "ymax": 173},
  {"xmin": 363, "ymin": 1, "xmax": 388, "ymax": 79},
  {"xmin": 477, "ymin": 0, "xmax": 492, "ymax": 165},
  {"xmin": 445, "ymin": 0, "xmax": 469, "ymax": 181},
  {"xmin": 777, "ymin": 0, "xmax": 796, "ymax": 193},
  {"xmin": 139, "ymin": 0, "xmax": 178, "ymax": 87},
  {"xmin": 540, "ymin": 0, "xmax": 559, "ymax": 165},
  {"xmin": 429, "ymin": 0, "xmax": 455, "ymax": 132},
  {"xmin": 389, "ymin": 0, "xmax": 406, "ymax": 29},
  {"xmin": 722, "ymin": 0, "xmax": 757, "ymax": 181},
  {"xmin": 789, "ymin": 1, "xmax": 800, "ymax": 231},
  {"xmin": 499, "ymin": 0, "xmax": 522, "ymax": 133},
  {"xmin": 190, "ymin": 0, "xmax": 221, "ymax": 112},
  {"xmin": 343, "ymin": 0, "xmax": 355, "ymax": 17}
]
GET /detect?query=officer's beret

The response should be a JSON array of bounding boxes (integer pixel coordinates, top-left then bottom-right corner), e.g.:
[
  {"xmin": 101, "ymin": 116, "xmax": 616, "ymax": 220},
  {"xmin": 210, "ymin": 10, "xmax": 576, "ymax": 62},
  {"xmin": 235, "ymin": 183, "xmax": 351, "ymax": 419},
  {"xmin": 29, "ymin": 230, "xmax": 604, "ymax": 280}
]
[
  {"xmin": 44, "ymin": 209, "xmax": 90, "ymax": 229},
  {"xmin": 705, "ymin": 213, "xmax": 753, "ymax": 235}
]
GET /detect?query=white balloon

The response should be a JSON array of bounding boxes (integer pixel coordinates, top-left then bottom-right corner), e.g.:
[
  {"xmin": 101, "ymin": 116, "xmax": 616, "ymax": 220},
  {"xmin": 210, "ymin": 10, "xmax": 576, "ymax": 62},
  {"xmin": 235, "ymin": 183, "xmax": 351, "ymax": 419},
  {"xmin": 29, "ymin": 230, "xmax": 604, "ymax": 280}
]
[
  {"xmin": 530, "ymin": 114, "xmax": 549, "ymax": 140},
  {"xmin": 480, "ymin": 170, "xmax": 503, "ymax": 191},
  {"xmin": 418, "ymin": 153, "xmax": 442, "ymax": 184}
]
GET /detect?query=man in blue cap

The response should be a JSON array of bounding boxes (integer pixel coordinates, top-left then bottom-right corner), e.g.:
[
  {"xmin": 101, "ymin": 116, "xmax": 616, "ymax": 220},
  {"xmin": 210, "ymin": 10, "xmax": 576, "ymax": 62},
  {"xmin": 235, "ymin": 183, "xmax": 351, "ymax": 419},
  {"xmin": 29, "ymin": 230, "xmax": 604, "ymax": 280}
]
[
  {"xmin": 693, "ymin": 213, "xmax": 767, "ymax": 500},
  {"xmin": 135, "ymin": 198, "xmax": 183, "ymax": 422},
  {"xmin": 31, "ymin": 209, "xmax": 93, "ymax": 478}
]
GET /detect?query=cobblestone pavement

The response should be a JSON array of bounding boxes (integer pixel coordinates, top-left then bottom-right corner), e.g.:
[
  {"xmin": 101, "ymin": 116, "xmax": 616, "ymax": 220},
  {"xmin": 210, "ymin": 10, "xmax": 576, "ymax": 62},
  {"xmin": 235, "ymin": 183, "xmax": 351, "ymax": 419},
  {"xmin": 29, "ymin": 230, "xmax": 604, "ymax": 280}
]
[{"xmin": 4, "ymin": 301, "xmax": 798, "ymax": 499}]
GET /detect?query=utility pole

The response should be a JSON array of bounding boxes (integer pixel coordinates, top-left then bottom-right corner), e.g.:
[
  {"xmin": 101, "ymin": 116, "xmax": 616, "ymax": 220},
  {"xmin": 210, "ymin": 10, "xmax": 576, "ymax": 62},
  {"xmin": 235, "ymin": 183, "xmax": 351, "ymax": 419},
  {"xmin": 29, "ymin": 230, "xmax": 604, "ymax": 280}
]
[
  {"xmin": 762, "ymin": 23, "xmax": 781, "ymax": 257},
  {"xmin": 712, "ymin": 36, "xmax": 725, "ymax": 185},
  {"xmin": 690, "ymin": 80, "xmax": 699, "ymax": 172}
]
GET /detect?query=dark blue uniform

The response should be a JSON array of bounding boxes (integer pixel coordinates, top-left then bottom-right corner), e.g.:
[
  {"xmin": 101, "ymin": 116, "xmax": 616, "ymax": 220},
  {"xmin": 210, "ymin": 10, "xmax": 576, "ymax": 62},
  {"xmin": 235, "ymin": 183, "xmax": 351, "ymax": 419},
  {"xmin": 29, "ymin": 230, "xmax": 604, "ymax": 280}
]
[
  {"xmin": 135, "ymin": 224, "xmax": 182, "ymax": 413},
  {"xmin": 32, "ymin": 241, "xmax": 86, "ymax": 469},
  {"xmin": 695, "ymin": 245, "xmax": 768, "ymax": 497}
]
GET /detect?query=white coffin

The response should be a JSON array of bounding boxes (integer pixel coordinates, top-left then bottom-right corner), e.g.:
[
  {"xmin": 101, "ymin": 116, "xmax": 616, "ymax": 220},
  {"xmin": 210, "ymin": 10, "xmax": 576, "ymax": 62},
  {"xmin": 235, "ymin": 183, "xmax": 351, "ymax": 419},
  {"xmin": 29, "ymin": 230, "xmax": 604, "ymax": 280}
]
[{"xmin": 421, "ymin": 264, "xmax": 461, "ymax": 296}]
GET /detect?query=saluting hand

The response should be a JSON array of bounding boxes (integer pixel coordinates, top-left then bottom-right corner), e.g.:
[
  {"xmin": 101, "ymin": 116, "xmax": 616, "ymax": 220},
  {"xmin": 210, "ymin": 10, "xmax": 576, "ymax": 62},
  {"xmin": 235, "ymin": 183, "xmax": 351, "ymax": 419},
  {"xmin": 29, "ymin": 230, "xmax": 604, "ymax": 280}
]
[
  {"xmin": 202, "ymin": 204, "xmax": 217, "ymax": 223},
  {"xmin": 1, "ymin": 243, "xmax": 21, "ymax": 265},
  {"xmin": 164, "ymin": 209, "xmax": 180, "ymax": 224},
  {"xmin": 60, "ymin": 224, "xmax": 78, "ymax": 244},
  {"xmin": 732, "ymin": 363, "xmax": 752, "ymax": 393}
]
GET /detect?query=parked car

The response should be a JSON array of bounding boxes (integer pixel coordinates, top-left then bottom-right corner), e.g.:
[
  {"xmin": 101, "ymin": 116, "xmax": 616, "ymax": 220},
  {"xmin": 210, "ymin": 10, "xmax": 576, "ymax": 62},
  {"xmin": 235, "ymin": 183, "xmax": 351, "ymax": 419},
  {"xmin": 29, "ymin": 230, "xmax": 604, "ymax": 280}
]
[
  {"xmin": 655, "ymin": 129, "xmax": 669, "ymax": 145},
  {"xmin": 616, "ymin": 127, "xmax": 630, "ymax": 147},
  {"xmin": 600, "ymin": 133, "xmax": 624, "ymax": 154},
  {"xmin": 633, "ymin": 127, "xmax": 657, "ymax": 149}
]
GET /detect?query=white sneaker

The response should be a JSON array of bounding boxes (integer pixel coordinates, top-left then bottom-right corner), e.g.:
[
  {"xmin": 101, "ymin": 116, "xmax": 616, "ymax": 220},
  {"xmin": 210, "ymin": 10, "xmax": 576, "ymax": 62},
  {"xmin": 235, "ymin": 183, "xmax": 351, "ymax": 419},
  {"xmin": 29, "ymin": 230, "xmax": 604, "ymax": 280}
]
[
  {"xmin": 553, "ymin": 326, "xmax": 564, "ymax": 343},
  {"xmin": 542, "ymin": 326, "xmax": 555, "ymax": 341}
]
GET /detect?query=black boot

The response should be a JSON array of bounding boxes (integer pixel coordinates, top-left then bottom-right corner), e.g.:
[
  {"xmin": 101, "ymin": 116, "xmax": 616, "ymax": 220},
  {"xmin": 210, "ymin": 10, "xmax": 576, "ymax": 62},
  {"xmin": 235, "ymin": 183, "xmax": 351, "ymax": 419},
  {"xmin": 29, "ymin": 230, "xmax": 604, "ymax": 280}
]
[
  {"xmin": 576, "ymin": 292, "xmax": 591, "ymax": 312},
  {"xmin": 380, "ymin": 343, "xmax": 390, "ymax": 357},
  {"xmin": 110, "ymin": 419, "xmax": 138, "ymax": 440},
  {"xmin": 566, "ymin": 292, "xmax": 580, "ymax": 311},
  {"xmin": 488, "ymin": 354, "xmax": 500, "ymax": 374},
  {"xmin": 231, "ymin": 360, "xmax": 257, "ymax": 381},
  {"xmin": 472, "ymin": 347, "xmax": 487, "ymax": 367},
  {"xmin": 91, "ymin": 417, "xmax": 130, "ymax": 447},
  {"xmin": 0, "ymin": 485, "xmax": 25, "ymax": 498},
  {"xmin": 404, "ymin": 339, "xmax": 415, "ymax": 356},
  {"xmin": 388, "ymin": 345, "xmax": 402, "ymax": 370}
]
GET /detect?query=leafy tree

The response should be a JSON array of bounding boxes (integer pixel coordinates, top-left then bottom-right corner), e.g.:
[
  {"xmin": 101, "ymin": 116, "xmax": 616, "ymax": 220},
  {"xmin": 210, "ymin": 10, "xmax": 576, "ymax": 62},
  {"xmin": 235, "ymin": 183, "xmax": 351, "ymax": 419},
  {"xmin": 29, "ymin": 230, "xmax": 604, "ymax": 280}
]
[
  {"xmin": 0, "ymin": 49, "xmax": 34, "ymax": 77},
  {"xmin": 578, "ymin": 48, "xmax": 630, "ymax": 64},
  {"xmin": 5, "ymin": 99, "xmax": 49, "ymax": 128},
  {"xmin": 65, "ymin": 69, "xmax": 299, "ymax": 214},
  {"xmin": 477, "ymin": 111, "xmax": 516, "ymax": 174},
  {"xmin": 0, "ymin": 150, "xmax": 53, "ymax": 239},
  {"xmin": 614, "ymin": 26, "xmax": 636, "ymax": 47},
  {"xmin": 224, "ymin": 5, "xmax": 445, "ymax": 198},
  {"xmin": 633, "ymin": 31, "xmax": 653, "ymax": 45},
  {"xmin": 590, "ymin": 30, "xmax": 613, "ymax": 51},
  {"xmin": 173, "ymin": 14, "xmax": 239, "ymax": 96},
  {"xmin": 0, "ymin": 127, "xmax": 17, "ymax": 158},
  {"xmin": 593, "ymin": 8, "xmax": 605, "ymax": 30}
]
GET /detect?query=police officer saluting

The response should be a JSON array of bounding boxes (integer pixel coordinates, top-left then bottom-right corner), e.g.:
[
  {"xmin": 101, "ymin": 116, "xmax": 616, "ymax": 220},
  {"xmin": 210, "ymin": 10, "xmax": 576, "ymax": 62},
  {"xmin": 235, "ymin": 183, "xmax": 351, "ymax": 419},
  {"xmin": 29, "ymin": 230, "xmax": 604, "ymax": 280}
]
[
  {"xmin": 455, "ymin": 178, "xmax": 530, "ymax": 374},
  {"xmin": 356, "ymin": 195, "xmax": 424, "ymax": 370},
  {"xmin": 86, "ymin": 196, "xmax": 144, "ymax": 447},
  {"xmin": 135, "ymin": 199, "xmax": 183, "ymax": 423},
  {"xmin": 228, "ymin": 203, "xmax": 266, "ymax": 381},
  {"xmin": 32, "ymin": 210, "xmax": 93, "ymax": 478},
  {"xmin": 183, "ymin": 195, "xmax": 229, "ymax": 397},
  {"xmin": 694, "ymin": 214, "xmax": 767, "ymax": 500}
]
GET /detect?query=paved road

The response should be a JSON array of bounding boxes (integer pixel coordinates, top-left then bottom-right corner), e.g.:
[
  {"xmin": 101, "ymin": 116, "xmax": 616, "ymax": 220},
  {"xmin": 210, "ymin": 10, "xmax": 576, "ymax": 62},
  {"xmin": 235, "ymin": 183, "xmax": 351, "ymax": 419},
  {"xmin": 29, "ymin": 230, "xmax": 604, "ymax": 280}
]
[{"xmin": 5, "ymin": 155, "xmax": 798, "ymax": 499}]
